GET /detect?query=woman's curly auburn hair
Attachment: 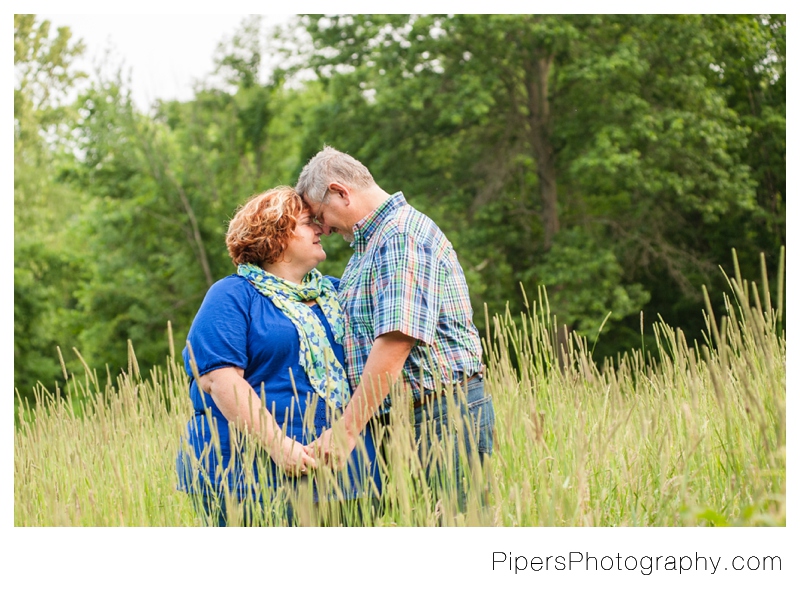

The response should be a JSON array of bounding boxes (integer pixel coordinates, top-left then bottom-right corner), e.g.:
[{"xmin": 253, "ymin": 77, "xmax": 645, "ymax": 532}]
[{"xmin": 226, "ymin": 186, "xmax": 306, "ymax": 266}]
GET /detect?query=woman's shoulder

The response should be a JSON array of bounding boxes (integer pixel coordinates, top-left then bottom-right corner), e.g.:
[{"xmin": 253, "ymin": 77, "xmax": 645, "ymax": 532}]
[
  {"xmin": 207, "ymin": 273, "xmax": 249, "ymax": 291},
  {"xmin": 201, "ymin": 274, "xmax": 255, "ymax": 306},
  {"xmin": 322, "ymin": 275, "xmax": 340, "ymax": 291}
]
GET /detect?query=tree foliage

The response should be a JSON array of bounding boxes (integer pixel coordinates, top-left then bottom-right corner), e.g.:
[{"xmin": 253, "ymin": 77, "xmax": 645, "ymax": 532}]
[
  {"xmin": 15, "ymin": 15, "xmax": 87, "ymax": 394},
  {"xmin": 14, "ymin": 14, "xmax": 785, "ymax": 398},
  {"xmin": 289, "ymin": 14, "xmax": 783, "ymax": 354}
]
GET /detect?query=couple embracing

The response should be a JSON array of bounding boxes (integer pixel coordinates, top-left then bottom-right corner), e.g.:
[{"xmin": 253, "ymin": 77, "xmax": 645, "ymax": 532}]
[{"xmin": 176, "ymin": 146, "xmax": 495, "ymax": 526}]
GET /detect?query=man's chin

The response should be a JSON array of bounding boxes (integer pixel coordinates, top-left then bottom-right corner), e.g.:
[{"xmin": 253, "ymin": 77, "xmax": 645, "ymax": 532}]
[{"xmin": 335, "ymin": 229, "xmax": 355, "ymax": 242}]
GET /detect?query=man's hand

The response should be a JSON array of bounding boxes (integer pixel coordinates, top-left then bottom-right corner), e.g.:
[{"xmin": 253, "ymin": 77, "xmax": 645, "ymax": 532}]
[{"xmin": 304, "ymin": 422, "xmax": 357, "ymax": 471}]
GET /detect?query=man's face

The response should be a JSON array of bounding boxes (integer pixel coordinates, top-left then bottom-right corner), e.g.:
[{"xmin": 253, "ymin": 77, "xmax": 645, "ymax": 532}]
[{"xmin": 306, "ymin": 189, "xmax": 355, "ymax": 243}]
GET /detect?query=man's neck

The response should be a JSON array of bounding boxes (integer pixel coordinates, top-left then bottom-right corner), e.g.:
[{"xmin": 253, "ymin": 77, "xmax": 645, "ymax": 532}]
[{"xmin": 351, "ymin": 186, "xmax": 392, "ymax": 222}]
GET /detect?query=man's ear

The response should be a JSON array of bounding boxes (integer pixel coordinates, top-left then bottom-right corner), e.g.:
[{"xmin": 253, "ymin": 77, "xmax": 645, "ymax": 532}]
[{"xmin": 329, "ymin": 181, "xmax": 350, "ymax": 205}]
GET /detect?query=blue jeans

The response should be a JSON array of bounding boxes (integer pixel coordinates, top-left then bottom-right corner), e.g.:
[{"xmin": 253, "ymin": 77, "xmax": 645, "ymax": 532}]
[{"xmin": 412, "ymin": 374, "xmax": 495, "ymax": 512}]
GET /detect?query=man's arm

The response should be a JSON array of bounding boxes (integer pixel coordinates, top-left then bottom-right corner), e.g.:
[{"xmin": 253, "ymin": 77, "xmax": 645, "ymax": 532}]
[{"xmin": 306, "ymin": 331, "xmax": 415, "ymax": 467}]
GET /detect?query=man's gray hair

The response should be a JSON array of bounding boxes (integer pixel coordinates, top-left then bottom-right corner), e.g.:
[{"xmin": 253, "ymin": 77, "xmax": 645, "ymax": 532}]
[{"xmin": 296, "ymin": 146, "xmax": 375, "ymax": 204}]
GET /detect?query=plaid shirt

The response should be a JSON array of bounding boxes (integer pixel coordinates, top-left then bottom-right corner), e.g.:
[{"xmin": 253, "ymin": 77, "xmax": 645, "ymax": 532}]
[{"xmin": 338, "ymin": 192, "xmax": 483, "ymax": 409}]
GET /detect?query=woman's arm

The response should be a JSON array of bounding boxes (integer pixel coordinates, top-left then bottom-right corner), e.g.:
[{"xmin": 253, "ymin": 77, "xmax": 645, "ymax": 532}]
[{"xmin": 200, "ymin": 366, "xmax": 316, "ymax": 475}]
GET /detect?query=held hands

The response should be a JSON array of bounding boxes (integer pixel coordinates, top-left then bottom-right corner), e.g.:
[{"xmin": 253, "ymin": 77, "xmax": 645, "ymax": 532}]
[
  {"xmin": 304, "ymin": 422, "xmax": 358, "ymax": 471},
  {"xmin": 271, "ymin": 433, "xmax": 317, "ymax": 478}
]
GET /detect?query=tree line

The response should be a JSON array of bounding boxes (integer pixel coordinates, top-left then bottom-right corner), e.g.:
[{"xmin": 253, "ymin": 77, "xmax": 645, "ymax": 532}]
[{"xmin": 14, "ymin": 14, "xmax": 785, "ymax": 399}]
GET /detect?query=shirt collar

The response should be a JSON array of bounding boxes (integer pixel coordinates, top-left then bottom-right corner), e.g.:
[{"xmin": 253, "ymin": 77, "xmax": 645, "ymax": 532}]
[{"xmin": 351, "ymin": 192, "xmax": 406, "ymax": 250}]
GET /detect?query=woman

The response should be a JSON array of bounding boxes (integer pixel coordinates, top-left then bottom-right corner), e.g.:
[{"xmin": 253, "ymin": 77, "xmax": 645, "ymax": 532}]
[{"xmin": 176, "ymin": 186, "xmax": 381, "ymax": 526}]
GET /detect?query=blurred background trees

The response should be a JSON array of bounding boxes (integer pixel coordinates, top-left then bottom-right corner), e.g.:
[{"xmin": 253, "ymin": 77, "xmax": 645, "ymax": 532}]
[{"xmin": 14, "ymin": 14, "xmax": 785, "ymax": 398}]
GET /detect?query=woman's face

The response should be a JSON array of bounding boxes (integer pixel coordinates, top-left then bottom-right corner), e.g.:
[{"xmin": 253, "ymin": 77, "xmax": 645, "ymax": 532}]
[{"xmin": 281, "ymin": 209, "xmax": 326, "ymax": 272}]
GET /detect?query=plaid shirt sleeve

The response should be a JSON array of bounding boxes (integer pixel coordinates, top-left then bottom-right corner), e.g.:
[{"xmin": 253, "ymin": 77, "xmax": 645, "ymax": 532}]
[{"xmin": 372, "ymin": 232, "xmax": 442, "ymax": 345}]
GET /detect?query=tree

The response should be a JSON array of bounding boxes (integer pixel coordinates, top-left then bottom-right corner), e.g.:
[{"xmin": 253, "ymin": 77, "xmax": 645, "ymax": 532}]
[
  {"xmin": 288, "ymin": 14, "xmax": 782, "ymax": 354},
  {"xmin": 54, "ymin": 15, "xmax": 311, "ymax": 376},
  {"xmin": 14, "ymin": 15, "xmax": 87, "ymax": 397},
  {"xmin": 14, "ymin": 15, "xmax": 783, "ymax": 396}
]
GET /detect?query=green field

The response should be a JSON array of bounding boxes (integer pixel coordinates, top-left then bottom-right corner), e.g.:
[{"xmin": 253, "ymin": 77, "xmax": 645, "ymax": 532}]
[{"xmin": 14, "ymin": 255, "xmax": 785, "ymax": 527}]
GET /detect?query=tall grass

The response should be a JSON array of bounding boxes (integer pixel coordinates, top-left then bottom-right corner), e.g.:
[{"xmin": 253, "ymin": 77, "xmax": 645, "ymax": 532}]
[{"xmin": 14, "ymin": 250, "xmax": 785, "ymax": 526}]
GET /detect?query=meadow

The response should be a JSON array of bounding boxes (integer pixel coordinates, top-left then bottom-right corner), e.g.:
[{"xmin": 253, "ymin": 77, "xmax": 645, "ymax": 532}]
[{"xmin": 14, "ymin": 251, "xmax": 785, "ymax": 527}]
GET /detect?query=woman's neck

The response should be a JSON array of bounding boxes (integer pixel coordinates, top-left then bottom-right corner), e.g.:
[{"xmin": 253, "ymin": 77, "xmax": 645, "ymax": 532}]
[{"xmin": 260, "ymin": 260, "xmax": 310, "ymax": 285}]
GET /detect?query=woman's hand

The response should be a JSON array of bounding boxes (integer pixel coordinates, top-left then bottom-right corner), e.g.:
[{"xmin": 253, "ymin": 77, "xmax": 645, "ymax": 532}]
[{"xmin": 272, "ymin": 434, "xmax": 317, "ymax": 477}]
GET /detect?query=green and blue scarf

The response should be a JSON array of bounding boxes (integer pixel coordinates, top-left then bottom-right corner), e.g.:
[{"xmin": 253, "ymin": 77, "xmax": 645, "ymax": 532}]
[{"xmin": 238, "ymin": 263, "xmax": 351, "ymax": 409}]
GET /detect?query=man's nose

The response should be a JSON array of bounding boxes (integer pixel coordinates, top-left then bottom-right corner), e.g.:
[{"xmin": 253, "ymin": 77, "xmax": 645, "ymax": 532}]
[{"xmin": 319, "ymin": 223, "xmax": 332, "ymax": 236}]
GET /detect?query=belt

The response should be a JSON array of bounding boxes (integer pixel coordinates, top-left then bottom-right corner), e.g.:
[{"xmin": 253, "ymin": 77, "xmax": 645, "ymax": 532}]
[{"xmin": 412, "ymin": 373, "xmax": 482, "ymax": 409}]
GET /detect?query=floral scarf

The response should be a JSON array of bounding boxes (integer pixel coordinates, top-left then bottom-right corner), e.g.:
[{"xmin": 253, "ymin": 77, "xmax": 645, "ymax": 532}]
[{"xmin": 238, "ymin": 263, "xmax": 350, "ymax": 409}]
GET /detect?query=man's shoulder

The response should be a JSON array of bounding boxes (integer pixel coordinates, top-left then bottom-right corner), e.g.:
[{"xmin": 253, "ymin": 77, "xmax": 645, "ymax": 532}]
[{"xmin": 382, "ymin": 202, "xmax": 444, "ymax": 244}]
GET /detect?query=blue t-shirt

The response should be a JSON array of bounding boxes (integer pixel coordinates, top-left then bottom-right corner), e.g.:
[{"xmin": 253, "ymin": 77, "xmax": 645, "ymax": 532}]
[{"xmin": 176, "ymin": 274, "xmax": 380, "ymax": 500}]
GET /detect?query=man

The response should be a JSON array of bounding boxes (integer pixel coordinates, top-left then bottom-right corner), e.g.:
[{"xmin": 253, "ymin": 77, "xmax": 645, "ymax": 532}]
[{"xmin": 296, "ymin": 146, "xmax": 495, "ymax": 509}]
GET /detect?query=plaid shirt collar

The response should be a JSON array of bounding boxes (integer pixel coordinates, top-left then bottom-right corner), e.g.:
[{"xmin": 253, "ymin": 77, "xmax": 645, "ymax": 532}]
[{"xmin": 351, "ymin": 192, "xmax": 407, "ymax": 252}]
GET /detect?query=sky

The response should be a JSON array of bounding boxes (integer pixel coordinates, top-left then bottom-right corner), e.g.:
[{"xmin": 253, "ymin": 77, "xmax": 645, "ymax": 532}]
[
  {"xmin": 32, "ymin": 4, "xmax": 781, "ymax": 113},
  {"xmin": 38, "ymin": 13, "xmax": 293, "ymax": 111}
]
